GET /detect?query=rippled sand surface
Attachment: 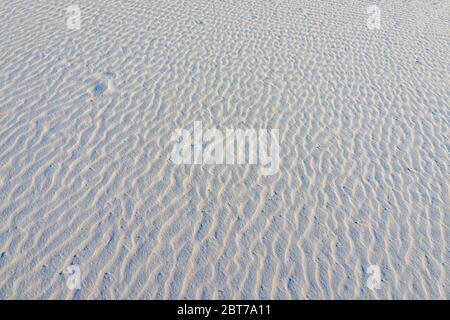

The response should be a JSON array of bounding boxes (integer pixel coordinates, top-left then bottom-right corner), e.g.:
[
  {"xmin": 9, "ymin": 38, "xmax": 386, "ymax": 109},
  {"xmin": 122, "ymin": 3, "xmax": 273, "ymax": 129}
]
[{"xmin": 0, "ymin": 0, "xmax": 448, "ymax": 299}]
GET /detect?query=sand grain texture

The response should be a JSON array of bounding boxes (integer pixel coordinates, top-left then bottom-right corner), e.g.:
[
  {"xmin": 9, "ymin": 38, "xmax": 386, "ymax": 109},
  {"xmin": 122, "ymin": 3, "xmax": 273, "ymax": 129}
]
[{"xmin": 0, "ymin": 0, "xmax": 449, "ymax": 299}]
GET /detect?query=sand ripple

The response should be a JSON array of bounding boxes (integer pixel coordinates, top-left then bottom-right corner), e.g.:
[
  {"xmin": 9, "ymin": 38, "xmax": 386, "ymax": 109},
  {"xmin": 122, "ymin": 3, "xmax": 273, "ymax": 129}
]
[{"xmin": 0, "ymin": 0, "xmax": 448, "ymax": 299}]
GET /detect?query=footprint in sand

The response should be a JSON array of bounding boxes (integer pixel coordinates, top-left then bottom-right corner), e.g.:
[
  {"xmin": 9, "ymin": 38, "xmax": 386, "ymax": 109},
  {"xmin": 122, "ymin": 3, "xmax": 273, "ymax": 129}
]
[
  {"xmin": 93, "ymin": 82, "xmax": 106, "ymax": 96},
  {"xmin": 91, "ymin": 72, "xmax": 117, "ymax": 96}
]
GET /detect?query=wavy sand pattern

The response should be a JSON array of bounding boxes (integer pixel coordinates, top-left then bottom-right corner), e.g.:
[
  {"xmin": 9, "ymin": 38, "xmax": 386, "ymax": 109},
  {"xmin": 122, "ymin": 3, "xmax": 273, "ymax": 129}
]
[{"xmin": 0, "ymin": 0, "xmax": 448, "ymax": 299}]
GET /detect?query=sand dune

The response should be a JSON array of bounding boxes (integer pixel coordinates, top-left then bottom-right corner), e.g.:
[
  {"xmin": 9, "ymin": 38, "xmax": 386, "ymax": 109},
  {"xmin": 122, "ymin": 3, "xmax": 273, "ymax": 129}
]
[{"xmin": 0, "ymin": 0, "xmax": 448, "ymax": 299}]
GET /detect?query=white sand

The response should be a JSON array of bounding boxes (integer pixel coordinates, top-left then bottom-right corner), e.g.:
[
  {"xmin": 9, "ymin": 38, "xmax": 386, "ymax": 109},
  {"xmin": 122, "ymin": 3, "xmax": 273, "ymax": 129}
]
[{"xmin": 0, "ymin": 0, "xmax": 448, "ymax": 299}]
